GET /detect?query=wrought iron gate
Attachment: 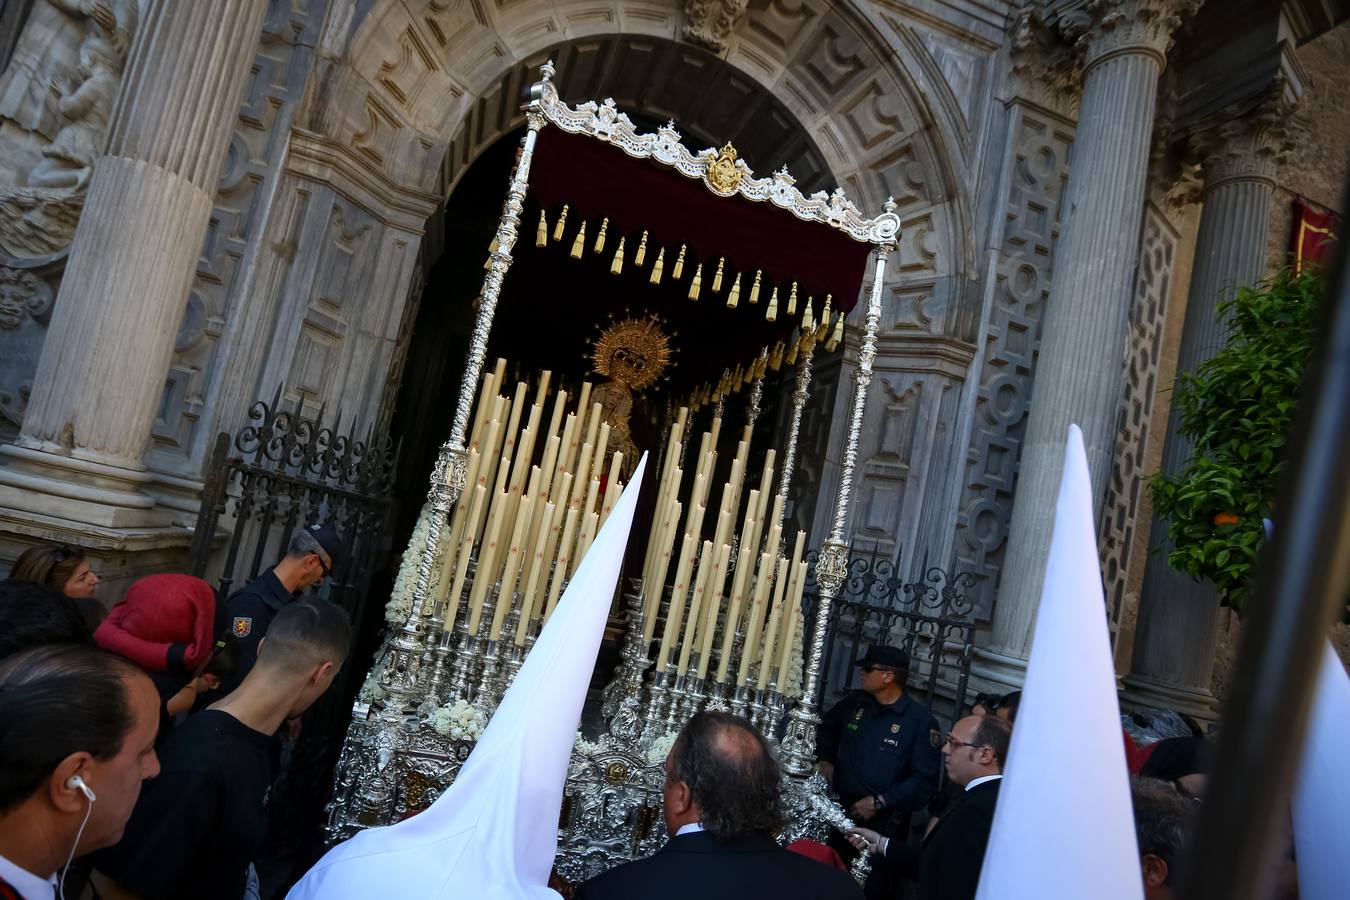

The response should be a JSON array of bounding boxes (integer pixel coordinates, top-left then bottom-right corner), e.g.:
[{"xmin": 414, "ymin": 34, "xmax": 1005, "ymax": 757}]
[
  {"xmin": 187, "ymin": 389, "xmax": 399, "ymax": 881},
  {"xmin": 805, "ymin": 546, "xmax": 979, "ymax": 721}
]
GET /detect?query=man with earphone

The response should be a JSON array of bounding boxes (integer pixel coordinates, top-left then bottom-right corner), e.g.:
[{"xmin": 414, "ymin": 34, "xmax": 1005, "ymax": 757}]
[{"xmin": 0, "ymin": 644, "xmax": 162, "ymax": 900}]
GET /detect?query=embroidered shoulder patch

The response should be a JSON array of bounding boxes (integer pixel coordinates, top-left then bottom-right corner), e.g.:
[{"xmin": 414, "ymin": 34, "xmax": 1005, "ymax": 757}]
[
  {"xmin": 930, "ymin": 728, "xmax": 942, "ymax": 748},
  {"xmin": 233, "ymin": 616, "xmax": 253, "ymax": 638}
]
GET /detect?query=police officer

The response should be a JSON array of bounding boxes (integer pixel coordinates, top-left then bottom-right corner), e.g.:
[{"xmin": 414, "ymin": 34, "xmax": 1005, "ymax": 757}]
[
  {"xmin": 816, "ymin": 645, "xmax": 941, "ymax": 829},
  {"xmin": 213, "ymin": 522, "xmax": 343, "ymax": 700}
]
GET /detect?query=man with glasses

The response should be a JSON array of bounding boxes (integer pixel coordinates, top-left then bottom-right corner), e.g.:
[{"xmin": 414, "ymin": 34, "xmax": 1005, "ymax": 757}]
[
  {"xmin": 817, "ymin": 646, "xmax": 942, "ymax": 839},
  {"xmin": 210, "ymin": 523, "xmax": 342, "ymax": 703},
  {"xmin": 848, "ymin": 713, "xmax": 1010, "ymax": 900}
]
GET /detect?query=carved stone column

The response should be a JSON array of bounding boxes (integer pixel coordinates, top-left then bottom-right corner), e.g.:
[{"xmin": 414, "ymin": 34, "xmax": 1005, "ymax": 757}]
[
  {"xmin": 0, "ymin": 1, "xmax": 269, "ymax": 526},
  {"xmin": 980, "ymin": 0, "xmax": 1198, "ymax": 685},
  {"xmin": 1122, "ymin": 114, "xmax": 1284, "ymax": 719}
]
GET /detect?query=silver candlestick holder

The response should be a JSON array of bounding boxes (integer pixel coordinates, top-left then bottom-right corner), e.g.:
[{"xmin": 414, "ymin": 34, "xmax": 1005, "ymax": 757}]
[
  {"xmin": 730, "ymin": 683, "xmax": 754, "ymax": 720},
  {"xmin": 664, "ymin": 674, "xmax": 689, "ymax": 735},
  {"xmin": 601, "ymin": 585, "xmax": 652, "ymax": 722},
  {"xmin": 763, "ymin": 687, "xmax": 788, "ymax": 746},
  {"xmin": 446, "ymin": 628, "xmax": 478, "ymax": 704},
  {"xmin": 474, "ymin": 639, "xmax": 504, "ymax": 710},
  {"xmin": 680, "ymin": 674, "xmax": 707, "ymax": 721},
  {"xmin": 704, "ymin": 680, "xmax": 732, "ymax": 712},
  {"xmin": 641, "ymin": 667, "xmax": 674, "ymax": 746},
  {"xmin": 748, "ymin": 687, "xmax": 771, "ymax": 733}
]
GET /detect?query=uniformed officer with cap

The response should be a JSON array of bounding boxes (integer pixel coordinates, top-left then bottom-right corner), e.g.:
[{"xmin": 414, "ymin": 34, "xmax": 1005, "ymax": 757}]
[
  {"xmin": 210, "ymin": 522, "xmax": 343, "ymax": 701},
  {"xmin": 816, "ymin": 645, "xmax": 942, "ymax": 830}
]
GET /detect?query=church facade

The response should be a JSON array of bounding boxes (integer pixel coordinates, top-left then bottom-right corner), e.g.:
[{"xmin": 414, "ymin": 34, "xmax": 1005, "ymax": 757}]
[{"xmin": 0, "ymin": 0, "xmax": 1346, "ymax": 720}]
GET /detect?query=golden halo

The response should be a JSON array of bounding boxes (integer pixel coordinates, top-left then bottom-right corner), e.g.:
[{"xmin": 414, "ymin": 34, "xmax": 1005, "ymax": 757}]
[{"xmin": 591, "ymin": 314, "xmax": 673, "ymax": 392}]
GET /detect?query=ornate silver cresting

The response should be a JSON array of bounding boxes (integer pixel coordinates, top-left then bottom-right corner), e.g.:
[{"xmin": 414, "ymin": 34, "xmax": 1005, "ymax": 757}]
[{"xmin": 779, "ymin": 211, "xmax": 897, "ymax": 778}]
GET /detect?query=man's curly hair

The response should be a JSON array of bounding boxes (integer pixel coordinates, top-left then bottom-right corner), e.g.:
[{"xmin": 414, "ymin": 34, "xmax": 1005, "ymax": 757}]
[{"xmin": 670, "ymin": 711, "xmax": 784, "ymax": 839}]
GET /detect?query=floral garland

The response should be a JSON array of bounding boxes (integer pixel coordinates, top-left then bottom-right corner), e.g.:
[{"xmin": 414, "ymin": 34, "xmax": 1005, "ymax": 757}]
[
  {"xmin": 644, "ymin": 731, "xmax": 678, "ymax": 766},
  {"xmin": 429, "ymin": 698, "xmax": 488, "ymax": 741},
  {"xmin": 384, "ymin": 503, "xmax": 436, "ymax": 627},
  {"xmin": 783, "ymin": 603, "xmax": 806, "ymax": 701}
]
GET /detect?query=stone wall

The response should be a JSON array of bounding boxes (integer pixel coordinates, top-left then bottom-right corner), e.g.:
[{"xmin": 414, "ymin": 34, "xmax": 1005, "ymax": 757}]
[{"xmin": 1266, "ymin": 25, "xmax": 1350, "ymax": 272}]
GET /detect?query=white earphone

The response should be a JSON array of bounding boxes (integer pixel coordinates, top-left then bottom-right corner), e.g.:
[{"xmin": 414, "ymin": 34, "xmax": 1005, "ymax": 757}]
[
  {"xmin": 59, "ymin": 776, "xmax": 95, "ymax": 900},
  {"xmin": 66, "ymin": 774, "xmax": 96, "ymax": 803}
]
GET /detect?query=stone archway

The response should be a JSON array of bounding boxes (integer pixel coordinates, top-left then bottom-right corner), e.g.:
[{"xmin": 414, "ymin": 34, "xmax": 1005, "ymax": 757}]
[{"xmin": 312, "ymin": 0, "xmax": 986, "ymax": 575}]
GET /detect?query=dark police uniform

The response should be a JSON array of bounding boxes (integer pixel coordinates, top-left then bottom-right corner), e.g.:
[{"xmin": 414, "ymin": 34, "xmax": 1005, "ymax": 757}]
[
  {"xmin": 817, "ymin": 689, "xmax": 942, "ymax": 821},
  {"xmin": 215, "ymin": 569, "xmax": 295, "ymax": 696}
]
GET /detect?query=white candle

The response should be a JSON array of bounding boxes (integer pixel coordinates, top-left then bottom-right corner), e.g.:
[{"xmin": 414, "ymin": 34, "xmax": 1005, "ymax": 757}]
[
  {"xmin": 600, "ymin": 452, "xmax": 624, "ymax": 528},
  {"xmin": 737, "ymin": 552, "xmax": 774, "ymax": 684},
  {"xmin": 656, "ymin": 524, "xmax": 700, "ymax": 670},
  {"xmin": 500, "ymin": 382, "xmax": 528, "ymax": 463},
  {"xmin": 776, "ymin": 558, "xmax": 808, "ymax": 689},
  {"xmin": 467, "ymin": 489, "xmax": 508, "ymax": 635},
  {"xmin": 696, "ymin": 543, "xmax": 732, "ymax": 678},
  {"xmin": 643, "ymin": 499, "xmax": 682, "ymax": 645},
  {"xmin": 678, "ymin": 540, "xmax": 715, "ymax": 674},
  {"xmin": 444, "ymin": 483, "xmax": 486, "ymax": 630},
  {"xmin": 716, "ymin": 545, "xmax": 753, "ymax": 682},
  {"xmin": 516, "ymin": 500, "xmax": 558, "ymax": 645},
  {"xmin": 490, "ymin": 493, "xmax": 535, "ymax": 641},
  {"xmin": 544, "ymin": 505, "xmax": 580, "ymax": 621},
  {"xmin": 757, "ymin": 557, "xmax": 789, "ymax": 690}
]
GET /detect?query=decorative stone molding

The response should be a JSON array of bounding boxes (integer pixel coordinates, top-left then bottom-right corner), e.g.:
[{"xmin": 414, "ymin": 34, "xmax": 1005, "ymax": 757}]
[
  {"xmin": 683, "ymin": 0, "xmax": 749, "ymax": 52},
  {"xmin": 286, "ymin": 129, "xmax": 442, "ymax": 233},
  {"xmin": 1008, "ymin": 3, "xmax": 1083, "ymax": 118},
  {"xmin": 1075, "ymin": 0, "xmax": 1203, "ymax": 72}
]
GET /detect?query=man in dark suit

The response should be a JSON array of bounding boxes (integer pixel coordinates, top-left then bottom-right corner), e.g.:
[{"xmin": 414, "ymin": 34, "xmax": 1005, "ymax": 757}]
[
  {"xmin": 575, "ymin": 711, "xmax": 863, "ymax": 900},
  {"xmin": 848, "ymin": 714, "xmax": 1011, "ymax": 900}
]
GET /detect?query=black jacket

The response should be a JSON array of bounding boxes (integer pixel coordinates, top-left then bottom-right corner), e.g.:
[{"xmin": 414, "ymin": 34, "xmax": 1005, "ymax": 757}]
[
  {"xmin": 886, "ymin": 777, "xmax": 1001, "ymax": 900},
  {"xmin": 574, "ymin": 831, "xmax": 864, "ymax": 900},
  {"xmin": 817, "ymin": 690, "xmax": 942, "ymax": 812}
]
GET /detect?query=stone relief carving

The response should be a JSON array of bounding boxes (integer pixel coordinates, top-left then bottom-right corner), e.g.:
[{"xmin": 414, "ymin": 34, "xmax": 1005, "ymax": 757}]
[
  {"xmin": 684, "ymin": 0, "xmax": 750, "ymax": 52},
  {"xmin": 0, "ymin": 264, "xmax": 56, "ymax": 433},
  {"xmin": 0, "ymin": 0, "xmax": 138, "ymax": 258},
  {"xmin": 1099, "ymin": 204, "xmax": 1176, "ymax": 630},
  {"xmin": 952, "ymin": 107, "xmax": 1074, "ymax": 619}
]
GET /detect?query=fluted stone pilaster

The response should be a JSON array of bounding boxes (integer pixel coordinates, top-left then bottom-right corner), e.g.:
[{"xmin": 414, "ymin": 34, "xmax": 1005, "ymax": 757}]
[
  {"xmin": 0, "ymin": 1, "xmax": 269, "ymax": 518},
  {"xmin": 1124, "ymin": 119, "xmax": 1281, "ymax": 719},
  {"xmin": 982, "ymin": 0, "xmax": 1197, "ymax": 676}
]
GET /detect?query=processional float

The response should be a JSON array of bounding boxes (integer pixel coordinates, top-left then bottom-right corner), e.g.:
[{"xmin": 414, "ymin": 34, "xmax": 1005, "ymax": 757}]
[{"xmin": 325, "ymin": 62, "xmax": 901, "ymax": 883}]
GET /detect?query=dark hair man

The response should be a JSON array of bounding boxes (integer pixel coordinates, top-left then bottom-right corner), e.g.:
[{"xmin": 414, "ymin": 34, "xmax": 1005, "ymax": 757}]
[
  {"xmin": 1131, "ymin": 776, "xmax": 1198, "ymax": 900},
  {"xmin": 0, "ymin": 645, "xmax": 161, "ymax": 899},
  {"xmin": 211, "ymin": 523, "xmax": 343, "ymax": 706},
  {"xmin": 91, "ymin": 598, "xmax": 352, "ymax": 900},
  {"xmin": 575, "ymin": 712, "xmax": 863, "ymax": 900},
  {"xmin": 850, "ymin": 714, "xmax": 1011, "ymax": 900},
  {"xmin": 0, "ymin": 581, "xmax": 89, "ymax": 663},
  {"xmin": 816, "ymin": 645, "xmax": 942, "ymax": 826},
  {"xmin": 995, "ymin": 690, "xmax": 1021, "ymax": 725}
]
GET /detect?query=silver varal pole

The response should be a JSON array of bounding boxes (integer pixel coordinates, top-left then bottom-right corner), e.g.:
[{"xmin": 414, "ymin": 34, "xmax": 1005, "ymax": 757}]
[
  {"xmin": 375, "ymin": 64, "xmax": 553, "ymax": 716},
  {"xmin": 778, "ymin": 201, "xmax": 896, "ymax": 777}
]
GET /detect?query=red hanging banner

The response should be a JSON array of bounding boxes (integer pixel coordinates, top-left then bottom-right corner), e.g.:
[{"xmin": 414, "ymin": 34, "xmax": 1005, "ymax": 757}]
[{"xmin": 1291, "ymin": 198, "xmax": 1340, "ymax": 273}]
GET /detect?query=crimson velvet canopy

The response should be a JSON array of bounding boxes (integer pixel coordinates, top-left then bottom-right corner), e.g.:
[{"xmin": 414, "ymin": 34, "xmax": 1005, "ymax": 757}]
[
  {"xmin": 528, "ymin": 126, "xmax": 873, "ymax": 314},
  {"xmin": 481, "ymin": 122, "xmax": 882, "ymax": 400}
]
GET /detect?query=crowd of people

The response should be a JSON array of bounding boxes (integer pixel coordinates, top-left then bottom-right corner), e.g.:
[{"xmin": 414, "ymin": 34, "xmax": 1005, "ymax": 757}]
[
  {"xmin": 0, "ymin": 528, "xmax": 1302, "ymax": 900},
  {"xmin": 0, "ymin": 524, "xmax": 351, "ymax": 900}
]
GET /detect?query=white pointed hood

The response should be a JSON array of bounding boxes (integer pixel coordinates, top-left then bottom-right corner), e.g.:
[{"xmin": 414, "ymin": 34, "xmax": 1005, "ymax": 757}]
[
  {"xmin": 974, "ymin": 426, "xmax": 1143, "ymax": 900},
  {"xmin": 289, "ymin": 454, "xmax": 648, "ymax": 900},
  {"xmin": 1293, "ymin": 642, "xmax": 1350, "ymax": 900}
]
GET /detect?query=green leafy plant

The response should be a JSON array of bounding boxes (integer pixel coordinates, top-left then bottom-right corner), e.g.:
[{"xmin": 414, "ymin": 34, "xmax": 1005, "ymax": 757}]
[{"xmin": 1148, "ymin": 268, "xmax": 1321, "ymax": 615}]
